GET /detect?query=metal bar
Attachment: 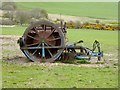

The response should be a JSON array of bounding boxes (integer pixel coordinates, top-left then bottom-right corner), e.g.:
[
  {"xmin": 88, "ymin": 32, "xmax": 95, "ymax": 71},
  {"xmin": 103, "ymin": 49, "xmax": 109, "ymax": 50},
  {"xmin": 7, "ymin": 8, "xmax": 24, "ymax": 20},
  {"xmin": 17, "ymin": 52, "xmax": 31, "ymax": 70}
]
[
  {"xmin": 26, "ymin": 42, "xmax": 39, "ymax": 47},
  {"xmin": 27, "ymin": 34, "xmax": 39, "ymax": 41},
  {"xmin": 36, "ymin": 27, "xmax": 53, "ymax": 30},
  {"xmin": 42, "ymin": 43, "xmax": 45, "ymax": 58},
  {"xmin": 47, "ymin": 29, "xmax": 56, "ymax": 38},
  {"xmin": 20, "ymin": 46, "xmax": 87, "ymax": 50},
  {"xmin": 47, "ymin": 37, "xmax": 61, "ymax": 42},
  {"xmin": 44, "ymin": 42, "xmax": 53, "ymax": 57},
  {"xmin": 32, "ymin": 49, "xmax": 38, "ymax": 55}
]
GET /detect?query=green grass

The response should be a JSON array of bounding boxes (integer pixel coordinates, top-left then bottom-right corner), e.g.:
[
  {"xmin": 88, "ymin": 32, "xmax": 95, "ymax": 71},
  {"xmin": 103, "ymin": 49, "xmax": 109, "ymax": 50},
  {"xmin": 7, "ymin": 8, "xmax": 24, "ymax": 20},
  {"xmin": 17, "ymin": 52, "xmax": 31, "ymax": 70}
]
[
  {"xmin": 2, "ymin": 62, "xmax": 118, "ymax": 88},
  {"xmin": 67, "ymin": 29, "xmax": 118, "ymax": 46},
  {"xmin": 1, "ymin": 26, "xmax": 26, "ymax": 36},
  {"xmin": 2, "ymin": 26, "xmax": 118, "ymax": 88},
  {"xmin": 16, "ymin": 2, "xmax": 118, "ymax": 19},
  {"xmin": 2, "ymin": 26, "xmax": 118, "ymax": 52},
  {"xmin": 67, "ymin": 29, "xmax": 118, "ymax": 52},
  {"xmin": 1, "ymin": 2, "xmax": 118, "ymax": 88}
]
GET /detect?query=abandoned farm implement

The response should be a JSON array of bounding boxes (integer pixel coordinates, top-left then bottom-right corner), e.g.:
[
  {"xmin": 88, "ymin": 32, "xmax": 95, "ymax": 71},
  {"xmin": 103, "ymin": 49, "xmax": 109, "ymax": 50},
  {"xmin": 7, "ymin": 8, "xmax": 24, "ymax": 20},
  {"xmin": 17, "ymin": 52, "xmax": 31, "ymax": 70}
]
[{"xmin": 18, "ymin": 20, "xmax": 103, "ymax": 62}]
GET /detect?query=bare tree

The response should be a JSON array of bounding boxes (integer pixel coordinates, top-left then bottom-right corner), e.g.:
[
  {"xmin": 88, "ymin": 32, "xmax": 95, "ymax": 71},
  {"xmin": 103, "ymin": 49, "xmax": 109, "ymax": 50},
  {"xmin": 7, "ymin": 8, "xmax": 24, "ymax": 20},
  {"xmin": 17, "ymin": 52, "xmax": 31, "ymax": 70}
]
[
  {"xmin": 31, "ymin": 8, "xmax": 41, "ymax": 19},
  {"xmin": 1, "ymin": 0, "xmax": 16, "ymax": 22},
  {"xmin": 2, "ymin": 4, "xmax": 15, "ymax": 11},
  {"xmin": 15, "ymin": 10, "xmax": 30, "ymax": 25},
  {"xmin": 0, "ymin": 19, "xmax": 14, "ymax": 25},
  {"xmin": 31, "ymin": 8, "xmax": 48, "ymax": 19},
  {"xmin": 3, "ymin": 11, "xmax": 14, "ymax": 21},
  {"xmin": 1, "ymin": 1, "xmax": 17, "ymax": 11},
  {"xmin": 40, "ymin": 9, "xmax": 48, "ymax": 19}
]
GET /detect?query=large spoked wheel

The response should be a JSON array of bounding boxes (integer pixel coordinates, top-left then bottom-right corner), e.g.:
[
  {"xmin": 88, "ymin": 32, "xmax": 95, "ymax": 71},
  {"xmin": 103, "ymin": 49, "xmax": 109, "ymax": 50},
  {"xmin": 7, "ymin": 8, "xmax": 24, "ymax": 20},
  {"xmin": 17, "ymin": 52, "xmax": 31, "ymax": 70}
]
[{"xmin": 21, "ymin": 20, "xmax": 65, "ymax": 62}]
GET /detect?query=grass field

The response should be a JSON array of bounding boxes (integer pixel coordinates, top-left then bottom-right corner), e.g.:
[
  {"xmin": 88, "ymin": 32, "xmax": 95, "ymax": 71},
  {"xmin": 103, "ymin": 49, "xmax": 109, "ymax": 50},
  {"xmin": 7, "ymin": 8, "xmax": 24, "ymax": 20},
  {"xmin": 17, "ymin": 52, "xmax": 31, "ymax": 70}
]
[
  {"xmin": 1, "ymin": 26, "xmax": 26, "ymax": 36},
  {"xmin": 1, "ymin": 26, "xmax": 118, "ymax": 88},
  {"xmin": 16, "ymin": 2, "xmax": 118, "ymax": 19},
  {"xmin": 1, "ymin": 1, "xmax": 119, "ymax": 88},
  {"xmin": 2, "ymin": 26, "xmax": 118, "ymax": 52},
  {"xmin": 2, "ymin": 61, "xmax": 118, "ymax": 88}
]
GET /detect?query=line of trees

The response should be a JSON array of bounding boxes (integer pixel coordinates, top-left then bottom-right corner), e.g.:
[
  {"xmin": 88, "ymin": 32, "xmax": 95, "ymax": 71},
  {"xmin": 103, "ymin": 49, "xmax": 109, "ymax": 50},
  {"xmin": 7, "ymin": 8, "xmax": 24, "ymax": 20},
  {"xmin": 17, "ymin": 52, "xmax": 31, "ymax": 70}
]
[{"xmin": 1, "ymin": 1, "xmax": 48, "ymax": 25}]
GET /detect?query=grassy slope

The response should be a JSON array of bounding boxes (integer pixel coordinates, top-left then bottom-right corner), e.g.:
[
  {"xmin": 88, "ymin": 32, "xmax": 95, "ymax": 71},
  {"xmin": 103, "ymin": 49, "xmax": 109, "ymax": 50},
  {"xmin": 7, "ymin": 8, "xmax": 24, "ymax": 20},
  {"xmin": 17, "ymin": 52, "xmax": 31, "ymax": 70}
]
[{"xmin": 16, "ymin": 2, "xmax": 118, "ymax": 19}]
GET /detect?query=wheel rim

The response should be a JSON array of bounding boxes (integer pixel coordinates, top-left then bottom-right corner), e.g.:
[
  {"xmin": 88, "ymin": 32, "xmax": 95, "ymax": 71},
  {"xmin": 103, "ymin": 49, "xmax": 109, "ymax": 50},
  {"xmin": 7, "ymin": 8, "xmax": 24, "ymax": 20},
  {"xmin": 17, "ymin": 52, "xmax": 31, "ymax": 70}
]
[{"xmin": 21, "ymin": 20, "xmax": 65, "ymax": 62}]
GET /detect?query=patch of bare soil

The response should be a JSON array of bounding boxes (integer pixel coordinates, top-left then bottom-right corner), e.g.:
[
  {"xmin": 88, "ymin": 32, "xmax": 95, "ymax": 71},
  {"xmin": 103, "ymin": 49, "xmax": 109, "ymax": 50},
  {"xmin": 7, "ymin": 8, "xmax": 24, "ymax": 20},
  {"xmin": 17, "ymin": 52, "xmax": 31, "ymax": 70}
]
[
  {"xmin": 1, "ymin": 35, "xmax": 118, "ymax": 67},
  {"xmin": 1, "ymin": 35, "xmax": 30, "ymax": 64}
]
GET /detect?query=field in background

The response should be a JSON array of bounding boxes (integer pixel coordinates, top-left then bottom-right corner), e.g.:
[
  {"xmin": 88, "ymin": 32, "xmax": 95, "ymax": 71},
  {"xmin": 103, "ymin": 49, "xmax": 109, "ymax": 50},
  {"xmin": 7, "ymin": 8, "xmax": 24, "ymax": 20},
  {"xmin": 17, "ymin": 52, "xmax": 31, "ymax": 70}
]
[{"xmin": 16, "ymin": 2, "xmax": 118, "ymax": 19}]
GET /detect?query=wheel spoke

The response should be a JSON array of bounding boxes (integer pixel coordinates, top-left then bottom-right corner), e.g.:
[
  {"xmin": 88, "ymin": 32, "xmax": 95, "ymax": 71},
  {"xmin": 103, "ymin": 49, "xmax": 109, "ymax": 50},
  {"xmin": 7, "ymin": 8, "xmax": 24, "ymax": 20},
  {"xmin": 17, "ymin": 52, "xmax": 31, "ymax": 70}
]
[
  {"xmin": 26, "ymin": 42, "xmax": 39, "ymax": 47},
  {"xmin": 42, "ymin": 25, "xmax": 46, "ymax": 37},
  {"xmin": 27, "ymin": 34, "xmax": 38, "ymax": 40},
  {"xmin": 32, "ymin": 42, "xmax": 43, "ymax": 55},
  {"xmin": 42, "ymin": 43, "xmax": 45, "ymax": 58},
  {"xmin": 44, "ymin": 43, "xmax": 53, "ymax": 57},
  {"xmin": 43, "ymin": 25, "xmax": 46, "ymax": 31},
  {"xmin": 32, "ymin": 49, "xmax": 38, "ymax": 55},
  {"xmin": 47, "ymin": 37, "xmax": 61, "ymax": 42},
  {"xmin": 47, "ymin": 49, "xmax": 53, "ymax": 57},
  {"xmin": 47, "ymin": 42, "xmax": 54, "ymax": 46},
  {"xmin": 44, "ymin": 42, "xmax": 50, "ymax": 47},
  {"xmin": 47, "ymin": 28, "xmax": 56, "ymax": 38},
  {"xmin": 32, "ymin": 27, "xmax": 41, "ymax": 38}
]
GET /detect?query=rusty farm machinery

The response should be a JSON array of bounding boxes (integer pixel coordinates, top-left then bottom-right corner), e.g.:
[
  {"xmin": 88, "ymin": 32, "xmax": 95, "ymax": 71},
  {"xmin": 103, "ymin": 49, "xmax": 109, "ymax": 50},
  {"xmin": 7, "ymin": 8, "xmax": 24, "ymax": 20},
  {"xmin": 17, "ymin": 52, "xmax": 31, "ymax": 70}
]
[{"xmin": 18, "ymin": 20, "xmax": 103, "ymax": 63}]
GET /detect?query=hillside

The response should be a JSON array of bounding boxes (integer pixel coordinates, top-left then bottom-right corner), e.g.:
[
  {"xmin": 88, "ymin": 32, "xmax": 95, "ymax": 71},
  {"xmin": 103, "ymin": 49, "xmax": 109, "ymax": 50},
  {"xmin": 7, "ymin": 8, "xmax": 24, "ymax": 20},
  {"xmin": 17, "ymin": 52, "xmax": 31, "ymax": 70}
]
[{"xmin": 16, "ymin": 2, "xmax": 118, "ymax": 19}]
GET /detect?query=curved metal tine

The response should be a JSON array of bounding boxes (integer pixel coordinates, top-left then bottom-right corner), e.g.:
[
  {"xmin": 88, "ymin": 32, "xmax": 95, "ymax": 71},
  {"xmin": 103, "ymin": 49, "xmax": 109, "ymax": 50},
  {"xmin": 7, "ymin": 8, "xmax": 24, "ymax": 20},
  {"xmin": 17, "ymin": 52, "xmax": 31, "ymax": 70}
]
[
  {"xmin": 47, "ymin": 28, "xmax": 56, "ymax": 38},
  {"xmin": 44, "ymin": 42, "xmax": 53, "ymax": 57},
  {"xmin": 47, "ymin": 37, "xmax": 61, "ymax": 42},
  {"xmin": 27, "ymin": 34, "xmax": 39, "ymax": 41}
]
